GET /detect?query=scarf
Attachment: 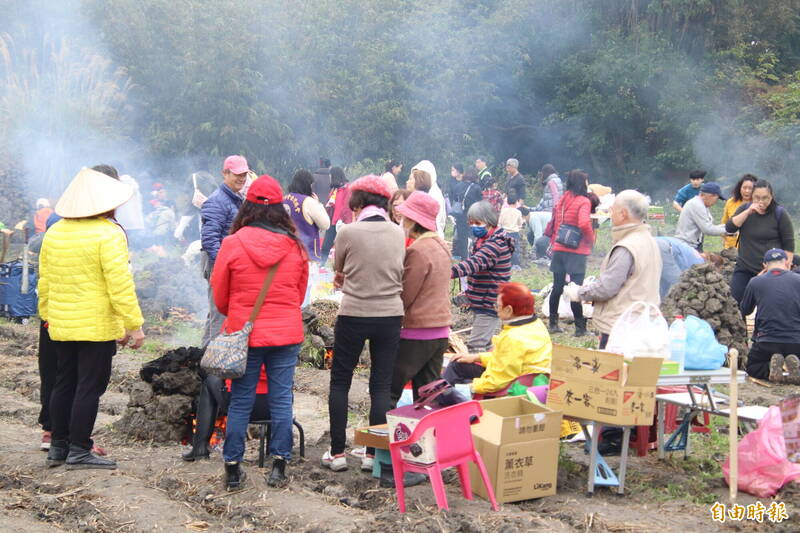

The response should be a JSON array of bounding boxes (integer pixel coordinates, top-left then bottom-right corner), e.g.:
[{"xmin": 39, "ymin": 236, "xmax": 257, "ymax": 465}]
[{"xmin": 356, "ymin": 205, "xmax": 389, "ymax": 222}]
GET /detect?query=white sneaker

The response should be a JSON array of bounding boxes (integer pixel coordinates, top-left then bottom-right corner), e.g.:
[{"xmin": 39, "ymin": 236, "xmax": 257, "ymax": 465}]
[
  {"xmin": 321, "ymin": 449, "xmax": 348, "ymax": 472},
  {"xmin": 361, "ymin": 455, "xmax": 374, "ymax": 472}
]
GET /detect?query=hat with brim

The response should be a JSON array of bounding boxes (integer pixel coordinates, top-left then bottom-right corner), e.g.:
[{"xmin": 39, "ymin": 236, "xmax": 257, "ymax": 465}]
[
  {"xmin": 588, "ymin": 183, "xmax": 612, "ymax": 197},
  {"xmin": 55, "ymin": 167, "xmax": 134, "ymax": 218},
  {"xmin": 396, "ymin": 191, "xmax": 440, "ymax": 232}
]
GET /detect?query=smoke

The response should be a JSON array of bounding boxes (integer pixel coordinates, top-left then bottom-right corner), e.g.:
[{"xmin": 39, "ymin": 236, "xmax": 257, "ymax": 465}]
[{"xmin": 3, "ymin": 0, "xmax": 798, "ymax": 207}]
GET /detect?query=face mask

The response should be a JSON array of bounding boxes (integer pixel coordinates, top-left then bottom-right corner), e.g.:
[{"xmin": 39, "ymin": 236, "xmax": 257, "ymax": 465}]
[
  {"xmin": 192, "ymin": 189, "xmax": 208, "ymax": 209},
  {"xmin": 471, "ymin": 225, "xmax": 488, "ymax": 238}
]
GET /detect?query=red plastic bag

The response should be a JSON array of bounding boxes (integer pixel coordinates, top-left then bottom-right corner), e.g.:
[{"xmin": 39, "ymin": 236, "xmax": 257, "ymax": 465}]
[{"xmin": 723, "ymin": 405, "xmax": 800, "ymax": 497}]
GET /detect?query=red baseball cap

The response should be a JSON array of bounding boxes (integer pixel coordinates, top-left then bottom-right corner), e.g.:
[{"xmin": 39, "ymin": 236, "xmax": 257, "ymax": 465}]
[
  {"xmin": 246, "ymin": 175, "xmax": 283, "ymax": 205},
  {"xmin": 223, "ymin": 155, "xmax": 250, "ymax": 175}
]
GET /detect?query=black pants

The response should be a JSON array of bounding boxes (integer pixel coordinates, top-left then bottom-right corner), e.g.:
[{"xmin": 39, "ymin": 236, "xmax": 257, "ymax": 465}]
[
  {"xmin": 550, "ymin": 271, "xmax": 585, "ymax": 321},
  {"xmin": 320, "ymin": 224, "xmax": 338, "ymax": 264},
  {"xmin": 390, "ymin": 338, "xmax": 448, "ymax": 406},
  {"xmin": 38, "ymin": 321, "xmax": 58, "ymax": 431},
  {"xmin": 730, "ymin": 267, "xmax": 757, "ymax": 305},
  {"xmin": 50, "ymin": 340, "xmax": 116, "ymax": 450},
  {"xmin": 443, "ymin": 361, "xmax": 485, "ymax": 385},
  {"xmin": 191, "ymin": 375, "xmax": 269, "ymax": 446},
  {"xmin": 453, "ymin": 213, "xmax": 469, "ymax": 259},
  {"xmin": 329, "ymin": 315, "xmax": 402, "ymax": 455},
  {"xmin": 746, "ymin": 341, "xmax": 800, "ymax": 380}
]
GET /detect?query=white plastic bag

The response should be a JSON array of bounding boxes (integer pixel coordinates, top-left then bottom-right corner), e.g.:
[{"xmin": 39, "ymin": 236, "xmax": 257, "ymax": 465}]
[
  {"xmin": 539, "ymin": 277, "xmax": 595, "ymax": 319},
  {"xmin": 605, "ymin": 301, "xmax": 669, "ymax": 359}
]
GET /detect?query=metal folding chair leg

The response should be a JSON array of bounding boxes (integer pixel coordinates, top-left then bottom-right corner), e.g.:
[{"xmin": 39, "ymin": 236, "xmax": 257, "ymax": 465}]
[{"xmin": 256, "ymin": 418, "xmax": 305, "ymax": 468}]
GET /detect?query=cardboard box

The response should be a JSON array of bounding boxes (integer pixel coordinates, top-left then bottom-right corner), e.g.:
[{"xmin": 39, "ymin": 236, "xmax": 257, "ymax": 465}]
[
  {"xmin": 354, "ymin": 424, "xmax": 389, "ymax": 451},
  {"xmin": 387, "ymin": 404, "xmax": 440, "ymax": 464},
  {"xmin": 546, "ymin": 344, "xmax": 662, "ymax": 426},
  {"xmin": 469, "ymin": 397, "xmax": 562, "ymax": 502}
]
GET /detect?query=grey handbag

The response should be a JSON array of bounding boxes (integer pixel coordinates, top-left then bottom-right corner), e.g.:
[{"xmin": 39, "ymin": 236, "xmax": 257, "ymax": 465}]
[{"xmin": 200, "ymin": 259, "xmax": 281, "ymax": 379}]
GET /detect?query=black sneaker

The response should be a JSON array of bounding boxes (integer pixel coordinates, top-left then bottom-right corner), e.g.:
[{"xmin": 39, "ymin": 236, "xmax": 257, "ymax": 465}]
[
  {"xmin": 224, "ymin": 461, "xmax": 247, "ymax": 491},
  {"xmin": 769, "ymin": 354, "xmax": 785, "ymax": 383},
  {"xmin": 181, "ymin": 445, "xmax": 210, "ymax": 462},
  {"xmin": 46, "ymin": 442, "xmax": 69, "ymax": 468},
  {"xmin": 785, "ymin": 355, "xmax": 800, "ymax": 385},
  {"xmin": 65, "ymin": 445, "xmax": 116, "ymax": 470},
  {"xmin": 267, "ymin": 458, "xmax": 287, "ymax": 487}
]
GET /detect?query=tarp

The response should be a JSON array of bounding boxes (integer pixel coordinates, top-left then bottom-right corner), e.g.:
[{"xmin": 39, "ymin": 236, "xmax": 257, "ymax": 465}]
[{"xmin": 0, "ymin": 260, "xmax": 38, "ymax": 317}]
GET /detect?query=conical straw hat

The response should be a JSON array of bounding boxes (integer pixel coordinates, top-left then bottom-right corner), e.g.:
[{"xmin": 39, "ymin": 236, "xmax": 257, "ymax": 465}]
[{"xmin": 55, "ymin": 167, "xmax": 134, "ymax": 218}]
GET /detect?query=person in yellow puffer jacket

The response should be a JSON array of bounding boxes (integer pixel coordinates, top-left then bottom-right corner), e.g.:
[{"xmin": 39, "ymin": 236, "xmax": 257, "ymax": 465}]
[
  {"xmin": 444, "ymin": 282, "xmax": 552, "ymax": 394},
  {"xmin": 39, "ymin": 167, "xmax": 146, "ymax": 471}
]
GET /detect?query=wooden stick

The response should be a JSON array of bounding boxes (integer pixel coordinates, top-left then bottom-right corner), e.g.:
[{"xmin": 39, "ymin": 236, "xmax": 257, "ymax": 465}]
[{"xmin": 729, "ymin": 348, "xmax": 739, "ymax": 504}]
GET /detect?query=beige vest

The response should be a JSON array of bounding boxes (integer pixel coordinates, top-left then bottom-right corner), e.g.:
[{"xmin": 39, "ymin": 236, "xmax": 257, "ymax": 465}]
[{"xmin": 592, "ymin": 223, "xmax": 662, "ymax": 334}]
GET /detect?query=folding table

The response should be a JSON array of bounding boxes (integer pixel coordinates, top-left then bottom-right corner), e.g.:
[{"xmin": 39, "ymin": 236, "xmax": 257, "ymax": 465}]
[
  {"xmin": 567, "ymin": 416, "xmax": 635, "ymax": 496},
  {"xmin": 654, "ymin": 368, "xmax": 753, "ymax": 459}
]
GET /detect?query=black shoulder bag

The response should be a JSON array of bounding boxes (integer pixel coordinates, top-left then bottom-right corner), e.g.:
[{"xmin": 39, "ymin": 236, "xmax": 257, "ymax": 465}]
[{"xmin": 554, "ymin": 196, "xmax": 583, "ymax": 249}]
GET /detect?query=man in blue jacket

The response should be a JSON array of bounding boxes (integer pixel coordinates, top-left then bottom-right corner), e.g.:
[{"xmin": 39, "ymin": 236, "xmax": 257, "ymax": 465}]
[{"xmin": 200, "ymin": 155, "xmax": 248, "ymax": 347}]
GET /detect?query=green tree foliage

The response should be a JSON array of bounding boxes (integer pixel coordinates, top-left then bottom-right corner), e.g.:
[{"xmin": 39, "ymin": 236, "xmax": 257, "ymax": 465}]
[{"xmin": 3, "ymin": 0, "xmax": 800, "ymax": 195}]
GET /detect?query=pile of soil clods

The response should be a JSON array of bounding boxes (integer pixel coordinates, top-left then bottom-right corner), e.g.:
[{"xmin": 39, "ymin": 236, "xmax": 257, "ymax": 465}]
[
  {"xmin": 115, "ymin": 346, "xmax": 203, "ymax": 442},
  {"xmin": 661, "ymin": 262, "xmax": 748, "ymax": 367},
  {"xmin": 300, "ymin": 300, "xmax": 338, "ymax": 368}
]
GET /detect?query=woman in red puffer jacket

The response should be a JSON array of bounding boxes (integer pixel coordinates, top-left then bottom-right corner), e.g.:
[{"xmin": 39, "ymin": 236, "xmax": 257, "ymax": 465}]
[
  {"xmin": 547, "ymin": 169, "xmax": 595, "ymax": 337},
  {"xmin": 211, "ymin": 175, "xmax": 308, "ymax": 490}
]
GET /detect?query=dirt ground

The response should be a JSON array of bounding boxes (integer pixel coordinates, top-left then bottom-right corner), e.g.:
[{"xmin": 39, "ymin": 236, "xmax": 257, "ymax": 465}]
[{"xmin": 0, "ymin": 320, "xmax": 798, "ymax": 532}]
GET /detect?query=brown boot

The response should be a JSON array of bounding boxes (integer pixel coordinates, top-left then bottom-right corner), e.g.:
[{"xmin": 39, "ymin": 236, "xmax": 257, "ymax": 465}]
[
  {"xmin": 785, "ymin": 354, "xmax": 800, "ymax": 385},
  {"xmin": 769, "ymin": 354, "xmax": 785, "ymax": 383}
]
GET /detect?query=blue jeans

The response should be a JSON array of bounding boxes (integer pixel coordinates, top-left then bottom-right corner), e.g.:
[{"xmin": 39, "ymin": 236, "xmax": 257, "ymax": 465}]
[{"xmin": 223, "ymin": 344, "xmax": 300, "ymax": 463}]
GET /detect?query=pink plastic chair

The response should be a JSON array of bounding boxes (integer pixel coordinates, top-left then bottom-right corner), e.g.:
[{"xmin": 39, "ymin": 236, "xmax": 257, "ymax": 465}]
[
  {"xmin": 472, "ymin": 372, "xmax": 541, "ymax": 401},
  {"xmin": 388, "ymin": 400, "xmax": 499, "ymax": 513}
]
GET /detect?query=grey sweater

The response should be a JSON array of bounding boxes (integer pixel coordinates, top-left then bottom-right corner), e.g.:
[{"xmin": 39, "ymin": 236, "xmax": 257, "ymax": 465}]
[
  {"xmin": 334, "ymin": 218, "xmax": 406, "ymax": 317},
  {"xmin": 674, "ymin": 196, "xmax": 726, "ymax": 249}
]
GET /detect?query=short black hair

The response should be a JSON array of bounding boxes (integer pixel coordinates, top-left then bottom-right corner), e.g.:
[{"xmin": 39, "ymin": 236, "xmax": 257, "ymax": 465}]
[
  {"xmin": 289, "ymin": 169, "xmax": 314, "ymax": 196},
  {"xmin": 385, "ymin": 159, "xmax": 401, "ymax": 173},
  {"xmin": 507, "ymin": 190, "xmax": 519, "ymax": 204},
  {"xmin": 349, "ymin": 189, "xmax": 389, "ymax": 211},
  {"xmin": 689, "ymin": 170, "xmax": 707, "ymax": 180},
  {"xmin": 410, "ymin": 221, "xmax": 429, "ymax": 235},
  {"xmin": 92, "ymin": 164, "xmax": 119, "ymax": 180},
  {"xmin": 541, "ymin": 164, "xmax": 556, "ymax": 176},
  {"xmin": 452, "ymin": 163, "xmax": 464, "ymax": 174}
]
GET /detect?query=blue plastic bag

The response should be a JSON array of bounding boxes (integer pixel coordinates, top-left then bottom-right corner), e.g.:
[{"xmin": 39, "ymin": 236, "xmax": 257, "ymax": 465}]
[{"xmin": 683, "ymin": 315, "xmax": 727, "ymax": 370}]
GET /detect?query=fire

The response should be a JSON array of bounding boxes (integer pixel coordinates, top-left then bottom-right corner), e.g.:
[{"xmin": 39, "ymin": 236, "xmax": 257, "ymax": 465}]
[
  {"xmin": 210, "ymin": 416, "xmax": 227, "ymax": 448},
  {"xmin": 324, "ymin": 348, "xmax": 333, "ymax": 369},
  {"xmin": 185, "ymin": 415, "xmax": 227, "ymax": 448}
]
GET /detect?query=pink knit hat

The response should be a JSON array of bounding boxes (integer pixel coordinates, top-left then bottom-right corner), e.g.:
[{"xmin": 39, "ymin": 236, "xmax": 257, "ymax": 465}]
[
  {"xmin": 350, "ymin": 174, "xmax": 392, "ymax": 199},
  {"xmin": 396, "ymin": 191, "xmax": 439, "ymax": 232}
]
